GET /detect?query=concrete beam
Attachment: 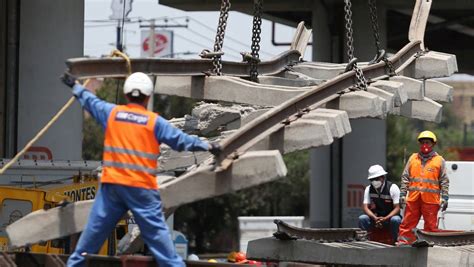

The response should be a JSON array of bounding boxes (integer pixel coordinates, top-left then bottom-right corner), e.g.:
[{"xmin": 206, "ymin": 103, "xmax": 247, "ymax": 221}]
[
  {"xmin": 424, "ymin": 79, "xmax": 453, "ymax": 103},
  {"xmin": 191, "ymin": 103, "xmax": 242, "ymax": 134},
  {"xmin": 389, "ymin": 76, "xmax": 424, "ymax": 100},
  {"xmin": 290, "ymin": 63, "xmax": 345, "ymax": 80},
  {"xmin": 160, "ymin": 150, "xmax": 287, "ymax": 210},
  {"xmin": 391, "ymin": 97, "xmax": 443, "ymax": 123},
  {"xmin": 403, "ymin": 51, "xmax": 458, "ymax": 79},
  {"xmin": 326, "ymin": 91, "xmax": 387, "ymax": 119},
  {"xmin": 155, "ymin": 76, "xmax": 304, "ymax": 106},
  {"xmin": 371, "ymin": 80, "xmax": 408, "ymax": 107},
  {"xmin": 250, "ymin": 119, "xmax": 333, "ymax": 154},
  {"xmin": 7, "ymin": 151, "xmax": 286, "ymax": 247}
]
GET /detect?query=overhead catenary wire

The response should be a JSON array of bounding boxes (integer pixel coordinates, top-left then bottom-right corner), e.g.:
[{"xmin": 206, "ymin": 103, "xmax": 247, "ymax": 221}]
[{"xmin": 173, "ymin": 32, "xmax": 241, "ymax": 60}]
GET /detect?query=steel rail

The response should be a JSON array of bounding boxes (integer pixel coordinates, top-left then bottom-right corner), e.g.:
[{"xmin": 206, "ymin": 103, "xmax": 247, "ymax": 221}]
[
  {"xmin": 216, "ymin": 41, "xmax": 422, "ymax": 169},
  {"xmin": 65, "ymin": 50, "xmax": 301, "ymax": 79},
  {"xmin": 415, "ymin": 229, "xmax": 474, "ymax": 246},
  {"xmin": 273, "ymin": 219, "xmax": 366, "ymax": 242}
]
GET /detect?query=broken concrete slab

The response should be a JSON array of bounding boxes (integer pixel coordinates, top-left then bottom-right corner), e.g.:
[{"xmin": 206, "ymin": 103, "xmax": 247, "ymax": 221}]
[
  {"xmin": 191, "ymin": 103, "xmax": 242, "ymax": 134},
  {"xmin": 303, "ymin": 108, "xmax": 351, "ymax": 138},
  {"xmin": 367, "ymin": 86, "xmax": 395, "ymax": 112},
  {"xmin": 250, "ymin": 119, "xmax": 333, "ymax": 154},
  {"xmin": 391, "ymin": 97, "xmax": 442, "ymax": 123},
  {"xmin": 371, "ymin": 80, "xmax": 408, "ymax": 107},
  {"xmin": 160, "ymin": 150, "xmax": 287, "ymax": 210},
  {"xmin": 390, "ymin": 76, "xmax": 424, "ymax": 100},
  {"xmin": 424, "ymin": 79, "xmax": 453, "ymax": 102},
  {"xmin": 326, "ymin": 91, "xmax": 387, "ymax": 119},
  {"xmin": 403, "ymin": 51, "xmax": 458, "ymax": 79}
]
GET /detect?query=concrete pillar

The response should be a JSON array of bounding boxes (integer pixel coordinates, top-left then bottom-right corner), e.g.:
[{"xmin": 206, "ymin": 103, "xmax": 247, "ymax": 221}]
[
  {"xmin": 0, "ymin": 0, "xmax": 6, "ymax": 157},
  {"xmin": 309, "ymin": 0, "xmax": 338, "ymax": 228},
  {"xmin": 310, "ymin": 1, "xmax": 388, "ymax": 228},
  {"xmin": 17, "ymin": 0, "xmax": 84, "ymax": 160}
]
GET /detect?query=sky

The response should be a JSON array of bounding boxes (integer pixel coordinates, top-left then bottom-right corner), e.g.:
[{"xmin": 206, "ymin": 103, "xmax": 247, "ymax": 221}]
[{"xmin": 84, "ymin": 0, "xmax": 312, "ymax": 61}]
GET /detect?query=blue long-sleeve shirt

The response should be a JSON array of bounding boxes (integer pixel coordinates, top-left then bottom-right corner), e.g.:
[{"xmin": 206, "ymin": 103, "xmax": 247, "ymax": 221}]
[{"xmin": 72, "ymin": 84, "xmax": 209, "ymax": 152}]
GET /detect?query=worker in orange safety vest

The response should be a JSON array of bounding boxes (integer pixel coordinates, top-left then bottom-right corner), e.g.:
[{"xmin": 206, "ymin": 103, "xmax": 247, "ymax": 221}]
[
  {"xmin": 61, "ymin": 72, "xmax": 221, "ymax": 267},
  {"xmin": 396, "ymin": 130, "xmax": 449, "ymax": 246}
]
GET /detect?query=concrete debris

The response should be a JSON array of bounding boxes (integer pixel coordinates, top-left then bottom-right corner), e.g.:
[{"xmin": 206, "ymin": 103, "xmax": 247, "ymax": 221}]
[
  {"xmin": 370, "ymin": 80, "xmax": 408, "ymax": 107},
  {"xmin": 117, "ymin": 224, "xmax": 144, "ymax": 255},
  {"xmin": 424, "ymin": 79, "xmax": 453, "ymax": 102},
  {"xmin": 390, "ymin": 76, "xmax": 424, "ymax": 100},
  {"xmin": 191, "ymin": 103, "xmax": 242, "ymax": 134}
]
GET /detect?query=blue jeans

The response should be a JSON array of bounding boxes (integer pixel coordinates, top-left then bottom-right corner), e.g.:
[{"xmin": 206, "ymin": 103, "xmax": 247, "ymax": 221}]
[
  {"xmin": 67, "ymin": 184, "xmax": 184, "ymax": 267},
  {"xmin": 358, "ymin": 214, "xmax": 402, "ymax": 241}
]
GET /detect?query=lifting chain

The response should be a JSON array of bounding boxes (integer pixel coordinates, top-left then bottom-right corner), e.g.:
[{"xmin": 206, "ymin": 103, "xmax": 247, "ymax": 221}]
[
  {"xmin": 344, "ymin": 0, "xmax": 368, "ymax": 90},
  {"xmin": 212, "ymin": 0, "xmax": 231, "ymax": 75},
  {"xmin": 250, "ymin": 0, "xmax": 263, "ymax": 82}
]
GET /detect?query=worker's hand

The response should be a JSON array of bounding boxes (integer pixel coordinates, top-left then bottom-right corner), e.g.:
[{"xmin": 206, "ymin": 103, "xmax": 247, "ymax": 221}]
[
  {"xmin": 60, "ymin": 73, "xmax": 77, "ymax": 88},
  {"xmin": 441, "ymin": 196, "xmax": 449, "ymax": 212},
  {"xmin": 209, "ymin": 142, "xmax": 221, "ymax": 156},
  {"xmin": 399, "ymin": 195, "xmax": 406, "ymax": 208},
  {"xmin": 375, "ymin": 216, "xmax": 385, "ymax": 224}
]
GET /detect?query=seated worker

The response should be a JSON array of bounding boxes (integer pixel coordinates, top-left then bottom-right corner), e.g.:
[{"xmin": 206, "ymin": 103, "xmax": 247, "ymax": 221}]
[{"xmin": 358, "ymin": 164, "xmax": 402, "ymax": 242}]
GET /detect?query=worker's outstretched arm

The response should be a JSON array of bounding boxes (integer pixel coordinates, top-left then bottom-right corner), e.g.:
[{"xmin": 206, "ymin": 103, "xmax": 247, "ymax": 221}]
[
  {"xmin": 72, "ymin": 84, "xmax": 115, "ymax": 129},
  {"xmin": 155, "ymin": 116, "xmax": 209, "ymax": 152}
]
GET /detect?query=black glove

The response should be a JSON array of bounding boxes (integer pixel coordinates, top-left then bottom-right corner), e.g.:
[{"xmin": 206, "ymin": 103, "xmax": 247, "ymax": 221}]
[
  {"xmin": 441, "ymin": 197, "xmax": 448, "ymax": 212},
  {"xmin": 60, "ymin": 73, "xmax": 77, "ymax": 88},
  {"xmin": 209, "ymin": 142, "xmax": 221, "ymax": 156}
]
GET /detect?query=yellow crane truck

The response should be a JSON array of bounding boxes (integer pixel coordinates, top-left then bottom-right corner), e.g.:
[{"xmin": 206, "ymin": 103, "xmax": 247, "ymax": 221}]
[{"xmin": 0, "ymin": 160, "xmax": 127, "ymax": 255}]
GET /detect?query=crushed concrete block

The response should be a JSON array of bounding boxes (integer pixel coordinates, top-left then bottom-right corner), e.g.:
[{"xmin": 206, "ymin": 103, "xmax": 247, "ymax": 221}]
[
  {"xmin": 117, "ymin": 224, "xmax": 144, "ymax": 255},
  {"xmin": 424, "ymin": 79, "xmax": 453, "ymax": 102},
  {"xmin": 390, "ymin": 76, "xmax": 424, "ymax": 100},
  {"xmin": 403, "ymin": 51, "xmax": 458, "ymax": 79},
  {"xmin": 391, "ymin": 97, "xmax": 442, "ymax": 123},
  {"xmin": 192, "ymin": 103, "xmax": 242, "ymax": 134},
  {"xmin": 326, "ymin": 91, "xmax": 387, "ymax": 119},
  {"xmin": 241, "ymin": 108, "xmax": 271, "ymax": 126},
  {"xmin": 371, "ymin": 80, "xmax": 408, "ymax": 107}
]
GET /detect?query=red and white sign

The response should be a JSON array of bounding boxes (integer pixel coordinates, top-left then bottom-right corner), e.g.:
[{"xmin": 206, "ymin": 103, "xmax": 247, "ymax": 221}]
[{"xmin": 141, "ymin": 30, "xmax": 173, "ymax": 57}]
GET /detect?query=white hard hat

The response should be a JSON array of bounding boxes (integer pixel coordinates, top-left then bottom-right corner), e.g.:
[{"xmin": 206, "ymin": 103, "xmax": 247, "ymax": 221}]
[
  {"xmin": 367, "ymin": 164, "xmax": 387, "ymax": 180},
  {"xmin": 123, "ymin": 72, "xmax": 153, "ymax": 96}
]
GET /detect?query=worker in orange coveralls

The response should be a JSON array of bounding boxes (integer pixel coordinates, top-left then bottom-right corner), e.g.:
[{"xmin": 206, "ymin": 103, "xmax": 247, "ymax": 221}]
[{"xmin": 396, "ymin": 131, "xmax": 449, "ymax": 246}]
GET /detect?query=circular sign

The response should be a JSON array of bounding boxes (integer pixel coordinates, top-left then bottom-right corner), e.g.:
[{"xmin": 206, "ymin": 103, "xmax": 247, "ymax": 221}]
[{"xmin": 142, "ymin": 33, "xmax": 169, "ymax": 55}]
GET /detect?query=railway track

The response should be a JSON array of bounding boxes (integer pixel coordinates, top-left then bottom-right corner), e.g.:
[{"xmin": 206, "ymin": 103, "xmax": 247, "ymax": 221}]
[{"xmin": 414, "ymin": 229, "xmax": 474, "ymax": 247}]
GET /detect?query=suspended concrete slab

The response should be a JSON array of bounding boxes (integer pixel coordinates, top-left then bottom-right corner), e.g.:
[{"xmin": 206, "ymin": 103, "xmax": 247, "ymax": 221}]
[
  {"xmin": 250, "ymin": 119, "xmax": 333, "ymax": 154},
  {"xmin": 6, "ymin": 151, "xmax": 286, "ymax": 248},
  {"xmin": 257, "ymin": 76, "xmax": 322, "ymax": 87},
  {"xmin": 424, "ymin": 79, "xmax": 453, "ymax": 103},
  {"xmin": 367, "ymin": 86, "xmax": 395, "ymax": 112},
  {"xmin": 326, "ymin": 91, "xmax": 387, "ymax": 119},
  {"xmin": 160, "ymin": 150, "xmax": 287, "ymax": 210},
  {"xmin": 389, "ymin": 76, "xmax": 424, "ymax": 100},
  {"xmin": 370, "ymin": 80, "xmax": 408, "ymax": 107},
  {"xmin": 391, "ymin": 97, "xmax": 442, "ymax": 123},
  {"xmin": 403, "ymin": 51, "xmax": 458, "ymax": 79},
  {"xmin": 303, "ymin": 108, "xmax": 351, "ymax": 138},
  {"xmin": 155, "ymin": 76, "xmax": 304, "ymax": 106}
]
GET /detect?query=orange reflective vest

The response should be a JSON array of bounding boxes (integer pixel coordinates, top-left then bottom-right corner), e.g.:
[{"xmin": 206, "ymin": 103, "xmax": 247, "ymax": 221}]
[
  {"xmin": 101, "ymin": 104, "xmax": 160, "ymax": 189},
  {"xmin": 406, "ymin": 153, "xmax": 443, "ymax": 204}
]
